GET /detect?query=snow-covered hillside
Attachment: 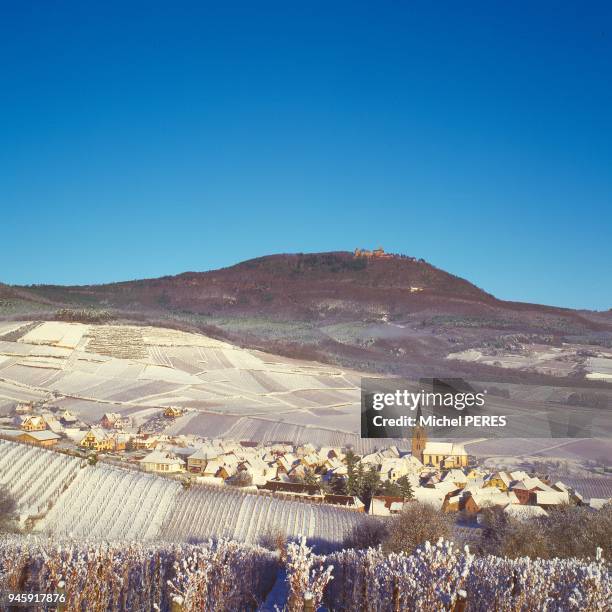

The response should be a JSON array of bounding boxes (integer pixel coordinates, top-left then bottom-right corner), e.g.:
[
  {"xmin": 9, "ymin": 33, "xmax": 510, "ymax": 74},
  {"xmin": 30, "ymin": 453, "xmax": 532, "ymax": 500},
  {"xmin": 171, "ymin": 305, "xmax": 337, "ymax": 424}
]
[{"xmin": 0, "ymin": 440, "xmax": 359, "ymax": 549}]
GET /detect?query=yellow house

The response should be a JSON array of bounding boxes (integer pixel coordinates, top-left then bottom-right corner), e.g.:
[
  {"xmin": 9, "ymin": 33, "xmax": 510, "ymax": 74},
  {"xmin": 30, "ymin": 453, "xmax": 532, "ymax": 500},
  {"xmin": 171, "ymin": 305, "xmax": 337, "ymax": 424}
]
[
  {"xmin": 79, "ymin": 428, "xmax": 113, "ymax": 452},
  {"xmin": 164, "ymin": 406, "xmax": 182, "ymax": 419},
  {"xmin": 422, "ymin": 442, "xmax": 469, "ymax": 468},
  {"xmin": 484, "ymin": 471, "xmax": 512, "ymax": 492},
  {"xmin": 466, "ymin": 468, "xmax": 485, "ymax": 480},
  {"xmin": 21, "ymin": 415, "xmax": 47, "ymax": 432},
  {"xmin": 17, "ymin": 430, "xmax": 61, "ymax": 448}
]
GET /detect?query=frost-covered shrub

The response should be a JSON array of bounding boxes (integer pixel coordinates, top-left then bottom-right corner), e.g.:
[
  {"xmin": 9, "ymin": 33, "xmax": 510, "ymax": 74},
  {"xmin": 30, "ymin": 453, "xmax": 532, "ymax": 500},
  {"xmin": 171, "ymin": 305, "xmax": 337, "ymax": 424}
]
[
  {"xmin": 322, "ymin": 539, "xmax": 611, "ymax": 612},
  {"xmin": 382, "ymin": 502, "xmax": 453, "ymax": 555},
  {"xmin": 168, "ymin": 539, "xmax": 276, "ymax": 611},
  {"xmin": 286, "ymin": 536, "xmax": 333, "ymax": 612},
  {"xmin": 0, "ymin": 535, "xmax": 276, "ymax": 611}
]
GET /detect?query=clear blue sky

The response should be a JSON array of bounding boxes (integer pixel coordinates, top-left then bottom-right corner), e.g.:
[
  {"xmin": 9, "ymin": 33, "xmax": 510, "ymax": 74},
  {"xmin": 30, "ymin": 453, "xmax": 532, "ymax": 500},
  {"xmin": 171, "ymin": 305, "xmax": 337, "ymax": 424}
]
[{"xmin": 1, "ymin": 2, "xmax": 610, "ymax": 309}]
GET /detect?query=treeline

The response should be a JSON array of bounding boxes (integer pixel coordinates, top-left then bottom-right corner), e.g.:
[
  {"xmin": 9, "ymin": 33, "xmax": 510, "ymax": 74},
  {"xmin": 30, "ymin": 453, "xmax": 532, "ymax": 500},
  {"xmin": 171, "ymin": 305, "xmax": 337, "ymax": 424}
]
[
  {"xmin": 54, "ymin": 308, "xmax": 115, "ymax": 323},
  {"xmin": 345, "ymin": 501, "xmax": 612, "ymax": 561}
]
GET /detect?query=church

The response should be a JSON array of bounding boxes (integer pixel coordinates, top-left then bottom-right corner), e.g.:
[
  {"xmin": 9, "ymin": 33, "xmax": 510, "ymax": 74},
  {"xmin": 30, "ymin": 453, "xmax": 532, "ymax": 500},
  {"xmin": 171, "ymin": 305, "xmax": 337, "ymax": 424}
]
[{"xmin": 411, "ymin": 410, "xmax": 469, "ymax": 469}]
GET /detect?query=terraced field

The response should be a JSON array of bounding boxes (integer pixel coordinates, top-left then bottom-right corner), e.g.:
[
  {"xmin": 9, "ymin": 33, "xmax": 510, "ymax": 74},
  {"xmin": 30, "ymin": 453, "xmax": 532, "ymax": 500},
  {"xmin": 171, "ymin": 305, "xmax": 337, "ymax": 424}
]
[
  {"xmin": 0, "ymin": 321, "xmax": 367, "ymax": 446},
  {"xmin": 0, "ymin": 440, "xmax": 359, "ymax": 550},
  {"xmin": 1, "ymin": 321, "xmax": 608, "ymax": 460},
  {"xmin": 0, "ymin": 440, "xmax": 83, "ymax": 519}
]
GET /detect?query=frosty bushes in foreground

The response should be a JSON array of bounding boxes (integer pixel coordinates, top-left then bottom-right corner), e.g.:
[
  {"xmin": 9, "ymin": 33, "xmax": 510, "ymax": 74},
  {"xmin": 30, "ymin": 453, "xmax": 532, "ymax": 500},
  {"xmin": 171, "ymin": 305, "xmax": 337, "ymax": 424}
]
[
  {"xmin": 0, "ymin": 535, "xmax": 609, "ymax": 611},
  {"xmin": 0, "ymin": 536, "xmax": 276, "ymax": 611},
  {"xmin": 322, "ymin": 539, "xmax": 611, "ymax": 611},
  {"xmin": 285, "ymin": 536, "xmax": 333, "ymax": 612}
]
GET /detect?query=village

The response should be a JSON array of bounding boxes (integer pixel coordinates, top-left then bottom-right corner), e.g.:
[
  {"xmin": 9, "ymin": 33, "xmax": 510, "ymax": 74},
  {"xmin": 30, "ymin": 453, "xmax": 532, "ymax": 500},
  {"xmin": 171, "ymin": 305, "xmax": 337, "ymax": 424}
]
[{"xmin": 0, "ymin": 399, "xmax": 608, "ymax": 522}]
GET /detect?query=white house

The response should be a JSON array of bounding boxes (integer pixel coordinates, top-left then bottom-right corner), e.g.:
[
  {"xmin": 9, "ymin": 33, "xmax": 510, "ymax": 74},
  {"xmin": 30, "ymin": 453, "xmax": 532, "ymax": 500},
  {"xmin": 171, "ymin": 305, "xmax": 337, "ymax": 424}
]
[{"xmin": 139, "ymin": 450, "xmax": 184, "ymax": 473}]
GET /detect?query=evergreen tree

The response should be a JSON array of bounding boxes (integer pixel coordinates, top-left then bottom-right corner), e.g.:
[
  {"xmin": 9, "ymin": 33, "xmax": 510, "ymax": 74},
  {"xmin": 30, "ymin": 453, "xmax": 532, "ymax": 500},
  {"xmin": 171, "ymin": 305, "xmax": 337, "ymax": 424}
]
[
  {"xmin": 326, "ymin": 473, "xmax": 347, "ymax": 495},
  {"xmin": 353, "ymin": 462, "xmax": 366, "ymax": 498},
  {"xmin": 380, "ymin": 479, "xmax": 401, "ymax": 497},
  {"xmin": 303, "ymin": 468, "xmax": 319, "ymax": 487},
  {"xmin": 397, "ymin": 475, "xmax": 414, "ymax": 500},
  {"xmin": 345, "ymin": 449, "xmax": 359, "ymax": 496},
  {"xmin": 361, "ymin": 466, "xmax": 382, "ymax": 505}
]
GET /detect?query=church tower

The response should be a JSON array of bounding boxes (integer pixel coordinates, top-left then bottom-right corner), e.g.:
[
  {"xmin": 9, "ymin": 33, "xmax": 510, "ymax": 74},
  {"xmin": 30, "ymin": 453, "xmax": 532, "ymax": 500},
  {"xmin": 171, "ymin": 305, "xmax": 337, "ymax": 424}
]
[{"xmin": 411, "ymin": 404, "xmax": 427, "ymax": 464}]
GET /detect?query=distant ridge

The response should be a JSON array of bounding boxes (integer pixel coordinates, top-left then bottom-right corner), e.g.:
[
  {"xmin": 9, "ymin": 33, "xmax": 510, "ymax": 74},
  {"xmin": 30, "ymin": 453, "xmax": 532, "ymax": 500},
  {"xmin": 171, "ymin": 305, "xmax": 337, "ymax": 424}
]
[{"xmin": 2, "ymin": 251, "xmax": 610, "ymax": 381}]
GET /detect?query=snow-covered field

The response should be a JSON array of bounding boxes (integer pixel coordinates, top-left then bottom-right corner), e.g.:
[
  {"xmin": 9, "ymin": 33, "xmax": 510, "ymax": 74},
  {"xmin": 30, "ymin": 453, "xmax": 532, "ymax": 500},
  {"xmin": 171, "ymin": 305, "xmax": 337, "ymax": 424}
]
[
  {"xmin": 0, "ymin": 321, "xmax": 366, "ymax": 444},
  {"xmin": 0, "ymin": 440, "xmax": 360, "ymax": 549},
  {"xmin": 448, "ymin": 343, "xmax": 612, "ymax": 381},
  {"xmin": 1, "ymin": 321, "xmax": 608, "ymax": 458}
]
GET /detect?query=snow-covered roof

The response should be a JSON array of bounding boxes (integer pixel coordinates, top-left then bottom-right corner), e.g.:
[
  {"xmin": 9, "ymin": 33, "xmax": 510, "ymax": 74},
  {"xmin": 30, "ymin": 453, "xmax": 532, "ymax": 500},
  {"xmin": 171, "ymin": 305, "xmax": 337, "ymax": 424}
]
[
  {"xmin": 19, "ymin": 430, "xmax": 61, "ymax": 441},
  {"xmin": 45, "ymin": 418, "xmax": 64, "ymax": 434},
  {"xmin": 139, "ymin": 451, "xmax": 184, "ymax": 466},
  {"xmin": 509, "ymin": 470, "xmax": 530, "ymax": 481},
  {"xmin": 534, "ymin": 490, "xmax": 569, "ymax": 505},
  {"xmin": 442, "ymin": 469, "xmax": 468, "ymax": 483},
  {"xmin": 413, "ymin": 487, "xmax": 445, "ymax": 510},
  {"xmin": 511, "ymin": 477, "xmax": 553, "ymax": 492},
  {"xmin": 463, "ymin": 479, "xmax": 485, "ymax": 492},
  {"xmin": 423, "ymin": 442, "xmax": 467, "ymax": 456},
  {"xmin": 78, "ymin": 427, "xmax": 110, "ymax": 443},
  {"xmin": 433, "ymin": 480, "xmax": 458, "ymax": 493},
  {"xmin": 589, "ymin": 498, "xmax": 610, "ymax": 510},
  {"xmin": 469, "ymin": 488, "xmax": 514, "ymax": 509},
  {"xmin": 188, "ymin": 446, "xmax": 218, "ymax": 461}
]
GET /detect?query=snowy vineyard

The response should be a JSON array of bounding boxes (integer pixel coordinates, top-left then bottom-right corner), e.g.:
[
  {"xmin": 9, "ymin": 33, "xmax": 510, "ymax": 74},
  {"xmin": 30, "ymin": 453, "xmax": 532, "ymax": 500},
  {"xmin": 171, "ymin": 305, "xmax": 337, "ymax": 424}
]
[
  {"xmin": 0, "ymin": 440, "xmax": 359, "ymax": 549},
  {"xmin": 0, "ymin": 439, "xmax": 82, "ymax": 518},
  {"xmin": 318, "ymin": 540, "xmax": 611, "ymax": 611},
  {"xmin": 0, "ymin": 535, "xmax": 609, "ymax": 612},
  {"xmin": 163, "ymin": 487, "xmax": 360, "ymax": 552},
  {"xmin": 0, "ymin": 535, "xmax": 276, "ymax": 612}
]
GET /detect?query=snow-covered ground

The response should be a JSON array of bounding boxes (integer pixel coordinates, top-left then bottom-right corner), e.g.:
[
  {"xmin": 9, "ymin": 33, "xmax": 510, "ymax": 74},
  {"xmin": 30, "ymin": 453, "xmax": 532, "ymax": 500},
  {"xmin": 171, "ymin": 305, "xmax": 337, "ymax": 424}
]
[
  {"xmin": 0, "ymin": 321, "xmax": 365, "ymax": 444},
  {"xmin": 0, "ymin": 439, "xmax": 360, "ymax": 550}
]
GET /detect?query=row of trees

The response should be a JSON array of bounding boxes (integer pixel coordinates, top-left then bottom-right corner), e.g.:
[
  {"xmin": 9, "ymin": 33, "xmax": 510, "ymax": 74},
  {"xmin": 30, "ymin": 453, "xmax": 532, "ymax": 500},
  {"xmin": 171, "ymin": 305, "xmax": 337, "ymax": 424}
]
[
  {"xmin": 478, "ymin": 503, "xmax": 612, "ymax": 560},
  {"xmin": 345, "ymin": 500, "xmax": 612, "ymax": 562}
]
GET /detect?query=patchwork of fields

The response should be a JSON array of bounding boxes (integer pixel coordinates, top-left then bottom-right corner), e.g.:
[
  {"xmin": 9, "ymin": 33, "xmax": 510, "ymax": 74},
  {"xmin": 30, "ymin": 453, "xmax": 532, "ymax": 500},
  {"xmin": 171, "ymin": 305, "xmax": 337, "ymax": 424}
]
[
  {"xmin": 0, "ymin": 321, "xmax": 383, "ymax": 447},
  {"xmin": 0, "ymin": 321, "xmax": 609, "ymax": 459},
  {"xmin": 447, "ymin": 343, "xmax": 612, "ymax": 381}
]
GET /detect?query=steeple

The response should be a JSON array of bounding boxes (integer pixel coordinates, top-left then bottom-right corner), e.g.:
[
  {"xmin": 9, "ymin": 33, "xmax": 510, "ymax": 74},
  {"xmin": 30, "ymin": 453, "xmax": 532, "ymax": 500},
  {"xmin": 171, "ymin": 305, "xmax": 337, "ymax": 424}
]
[{"xmin": 411, "ymin": 403, "xmax": 427, "ymax": 464}]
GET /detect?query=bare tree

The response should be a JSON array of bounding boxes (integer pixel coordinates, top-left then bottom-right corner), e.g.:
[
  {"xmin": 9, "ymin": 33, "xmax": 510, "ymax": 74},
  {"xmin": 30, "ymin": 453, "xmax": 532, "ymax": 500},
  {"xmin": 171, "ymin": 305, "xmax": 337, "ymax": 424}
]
[
  {"xmin": 383, "ymin": 502, "xmax": 452, "ymax": 555},
  {"xmin": 478, "ymin": 503, "xmax": 612, "ymax": 560},
  {"xmin": 344, "ymin": 516, "xmax": 389, "ymax": 550}
]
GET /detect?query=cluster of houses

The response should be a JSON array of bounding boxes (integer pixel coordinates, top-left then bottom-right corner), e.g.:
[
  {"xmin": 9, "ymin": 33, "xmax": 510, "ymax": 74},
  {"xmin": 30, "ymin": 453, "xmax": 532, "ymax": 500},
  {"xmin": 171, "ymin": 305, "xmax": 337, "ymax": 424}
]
[
  {"xmin": 3, "ymin": 402, "xmax": 609, "ymax": 517},
  {"xmin": 370, "ymin": 467, "xmax": 584, "ymax": 520},
  {"xmin": 140, "ymin": 440, "xmax": 344, "ymax": 484},
  {"xmin": 131, "ymin": 438, "xmax": 608, "ymax": 517},
  {"xmin": 1, "ymin": 402, "xmax": 185, "ymax": 453}
]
